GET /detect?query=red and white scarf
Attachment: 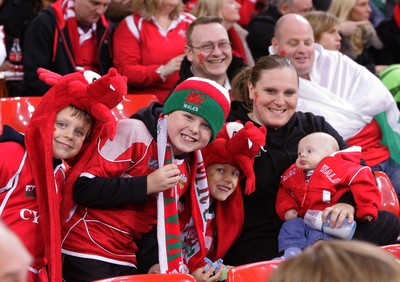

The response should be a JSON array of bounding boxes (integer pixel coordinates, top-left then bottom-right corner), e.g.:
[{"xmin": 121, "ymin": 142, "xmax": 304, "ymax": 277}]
[{"xmin": 156, "ymin": 115, "xmax": 209, "ymax": 273}]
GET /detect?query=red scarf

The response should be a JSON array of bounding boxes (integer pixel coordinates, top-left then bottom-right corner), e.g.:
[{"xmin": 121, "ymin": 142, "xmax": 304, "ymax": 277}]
[
  {"xmin": 394, "ymin": 4, "xmax": 400, "ymax": 29},
  {"xmin": 228, "ymin": 27, "xmax": 248, "ymax": 64}
]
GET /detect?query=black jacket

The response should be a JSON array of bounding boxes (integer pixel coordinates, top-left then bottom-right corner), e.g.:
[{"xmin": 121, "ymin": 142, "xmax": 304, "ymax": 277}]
[
  {"xmin": 0, "ymin": 0, "xmax": 35, "ymax": 56},
  {"xmin": 246, "ymin": 4, "xmax": 281, "ymax": 60},
  {"xmin": 23, "ymin": 6, "xmax": 114, "ymax": 96},
  {"xmin": 374, "ymin": 17, "xmax": 400, "ymax": 65}
]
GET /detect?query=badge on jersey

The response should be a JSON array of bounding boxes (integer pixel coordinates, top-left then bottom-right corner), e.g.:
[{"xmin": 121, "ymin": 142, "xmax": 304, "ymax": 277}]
[{"xmin": 25, "ymin": 185, "xmax": 36, "ymax": 198}]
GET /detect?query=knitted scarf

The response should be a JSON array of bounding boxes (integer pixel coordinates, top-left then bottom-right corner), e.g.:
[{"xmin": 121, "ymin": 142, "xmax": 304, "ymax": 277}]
[{"xmin": 156, "ymin": 115, "xmax": 209, "ymax": 274}]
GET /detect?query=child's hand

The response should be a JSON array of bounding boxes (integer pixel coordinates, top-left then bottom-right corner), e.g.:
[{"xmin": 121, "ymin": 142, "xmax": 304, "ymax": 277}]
[
  {"xmin": 363, "ymin": 215, "xmax": 373, "ymax": 222},
  {"xmin": 191, "ymin": 265, "xmax": 222, "ymax": 282},
  {"xmin": 284, "ymin": 209, "xmax": 298, "ymax": 220},
  {"xmin": 147, "ymin": 263, "xmax": 160, "ymax": 274},
  {"xmin": 147, "ymin": 164, "xmax": 181, "ymax": 194}
]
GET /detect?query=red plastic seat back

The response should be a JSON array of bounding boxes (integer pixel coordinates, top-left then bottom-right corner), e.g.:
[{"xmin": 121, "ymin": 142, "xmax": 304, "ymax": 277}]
[
  {"xmin": 226, "ymin": 260, "xmax": 281, "ymax": 282},
  {"xmin": 0, "ymin": 97, "xmax": 42, "ymax": 134},
  {"xmin": 374, "ymin": 171, "xmax": 400, "ymax": 218},
  {"xmin": 380, "ymin": 244, "xmax": 400, "ymax": 259},
  {"xmin": 0, "ymin": 94, "xmax": 160, "ymax": 134},
  {"xmin": 94, "ymin": 273, "xmax": 196, "ymax": 282},
  {"xmin": 111, "ymin": 94, "xmax": 159, "ymax": 120}
]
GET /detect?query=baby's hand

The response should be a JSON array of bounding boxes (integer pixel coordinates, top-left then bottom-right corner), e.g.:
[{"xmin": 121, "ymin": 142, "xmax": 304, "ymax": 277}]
[
  {"xmin": 284, "ymin": 209, "xmax": 298, "ymax": 220},
  {"xmin": 147, "ymin": 164, "xmax": 181, "ymax": 194}
]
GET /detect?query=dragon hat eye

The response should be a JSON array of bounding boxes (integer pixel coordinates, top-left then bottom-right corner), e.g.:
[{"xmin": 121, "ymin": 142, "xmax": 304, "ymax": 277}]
[
  {"xmin": 83, "ymin": 70, "xmax": 101, "ymax": 84},
  {"xmin": 225, "ymin": 121, "xmax": 244, "ymax": 138}
]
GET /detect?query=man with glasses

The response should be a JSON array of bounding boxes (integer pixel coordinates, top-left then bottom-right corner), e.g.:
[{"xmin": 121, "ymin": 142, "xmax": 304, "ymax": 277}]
[{"xmin": 176, "ymin": 16, "xmax": 246, "ymax": 91}]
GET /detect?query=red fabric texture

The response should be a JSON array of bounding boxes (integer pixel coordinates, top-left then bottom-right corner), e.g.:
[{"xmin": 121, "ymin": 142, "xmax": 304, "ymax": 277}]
[
  {"xmin": 228, "ymin": 27, "xmax": 248, "ymax": 64},
  {"xmin": 346, "ymin": 119, "xmax": 390, "ymax": 167},
  {"xmin": 394, "ymin": 4, "xmax": 400, "ymax": 29}
]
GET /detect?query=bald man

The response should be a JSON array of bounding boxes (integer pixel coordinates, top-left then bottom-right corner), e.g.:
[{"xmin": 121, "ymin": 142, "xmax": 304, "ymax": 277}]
[
  {"xmin": 0, "ymin": 221, "xmax": 32, "ymax": 282},
  {"xmin": 247, "ymin": 0, "xmax": 314, "ymax": 59},
  {"xmin": 270, "ymin": 13, "xmax": 400, "ymax": 199}
]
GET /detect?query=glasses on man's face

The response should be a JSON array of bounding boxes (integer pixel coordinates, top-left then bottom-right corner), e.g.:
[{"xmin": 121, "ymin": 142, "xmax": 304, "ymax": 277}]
[{"xmin": 189, "ymin": 41, "xmax": 232, "ymax": 54}]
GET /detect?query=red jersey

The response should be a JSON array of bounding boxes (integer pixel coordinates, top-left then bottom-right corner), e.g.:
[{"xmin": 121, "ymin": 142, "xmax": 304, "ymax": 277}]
[
  {"xmin": 61, "ymin": 119, "xmax": 158, "ymax": 267},
  {"xmin": 113, "ymin": 12, "xmax": 195, "ymax": 103},
  {"xmin": 0, "ymin": 142, "xmax": 65, "ymax": 281}
]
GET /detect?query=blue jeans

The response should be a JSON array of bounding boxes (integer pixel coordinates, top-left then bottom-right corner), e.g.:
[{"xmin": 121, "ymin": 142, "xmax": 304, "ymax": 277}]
[
  {"xmin": 371, "ymin": 158, "xmax": 400, "ymax": 198},
  {"xmin": 278, "ymin": 218, "xmax": 333, "ymax": 252}
]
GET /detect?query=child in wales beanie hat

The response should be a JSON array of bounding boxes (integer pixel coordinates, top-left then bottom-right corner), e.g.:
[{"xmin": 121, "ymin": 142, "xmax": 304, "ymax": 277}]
[
  {"xmin": 157, "ymin": 77, "xmax": 231, "ymax": 274},
  {"xmin": 60, "ymin": 77, "xmax": 231, "ymax": 281},
  {"xmin": 163, "ymin": 77, "xmax": 231, "ymax": 141}
]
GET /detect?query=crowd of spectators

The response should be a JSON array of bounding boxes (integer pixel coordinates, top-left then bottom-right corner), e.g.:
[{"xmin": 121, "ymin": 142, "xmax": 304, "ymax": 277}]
[{"xmin": 0, "ymin": 0, "xmax": 399, "ymax": 281}]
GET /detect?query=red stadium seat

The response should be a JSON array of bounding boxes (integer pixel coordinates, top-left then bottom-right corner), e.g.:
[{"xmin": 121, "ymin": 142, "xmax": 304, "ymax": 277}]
[
  {"xmin": 0, "ymin": 94, "xmax": 159, "ymax": 134},
  {"xmin": 111, "ymin": 94, "xmax": 159, "ymax": 120},
  {"xmin": 94, "ymin": 273, "xmax": 196, "ymax": 282},
  {"xmin": 226, "ymin": 260, "xmax": 281, "ymax": 282},
  {"xmin": 380, "ymin": 244, "xmax": 400, "ymax": 259},
  {"xmin": 375, "ymin": 171, "xmax": 400, "ymax": 218},
  {"xmin": 0, "ymin": 96, "xmax": 42, "ymax": 134}
]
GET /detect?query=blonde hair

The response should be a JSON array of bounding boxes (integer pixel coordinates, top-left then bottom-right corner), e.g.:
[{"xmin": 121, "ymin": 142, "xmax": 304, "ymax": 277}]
[
  {"xmin": 304, "ymin": 11, "xmax": 340, "ymax": 42},
  {"xmin": 132, "ymin": 0, "xmax": 184, "ymax": 20},
  {"xmin": 269, "ymin": 240, "xmax": 400, "ymax": 282},
  {"xmin": 328, "ymin": 0, "xmax": 369, "ymax": 55},
  {"xmin": 328, "ymin": 0, "xmax": 355, "ymax": 21},
  {"xmin": 190, "ymin": 0, "xmax": 223, "ymax": 18}
]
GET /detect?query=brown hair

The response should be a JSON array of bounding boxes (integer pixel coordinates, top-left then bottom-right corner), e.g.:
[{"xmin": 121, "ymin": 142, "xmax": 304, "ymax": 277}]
[
  {"xmin": 186, "ymin": 16, "xmax": 225, "ymax": 46},
  {"xmin": 269, "ymin": 240, "xmax": 400, "ymax": 282},
  {"xmin": 231, "ymin": 55, "xmax": 297, "ymax": 111},
  {"xmin": 66, "ymin": 105, "xmax": 93, "ymax": 138},
  {"xmin": 190, "ymin": 0, "xmax": 223, "ymax": 18},
  {"xmin": 304, "ymin": 11, "xmax": 340, "ymax": 42},
  {"xmin": 132, "ymin": 0, "xmax": 184, "ymax": 20}
]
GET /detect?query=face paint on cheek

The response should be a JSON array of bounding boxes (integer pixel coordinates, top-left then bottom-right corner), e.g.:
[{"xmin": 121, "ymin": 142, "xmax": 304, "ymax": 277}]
[
  {"xmin": 254, "ymin": 91, "xmax": 259, "ymax": 102},
  {"xmin": 198, "ymin": 53, "xmax": 205, "ymax": 65},
  {"xmin": 280, "ymin": 51, "xmax": 286, "ymax": 56}
]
